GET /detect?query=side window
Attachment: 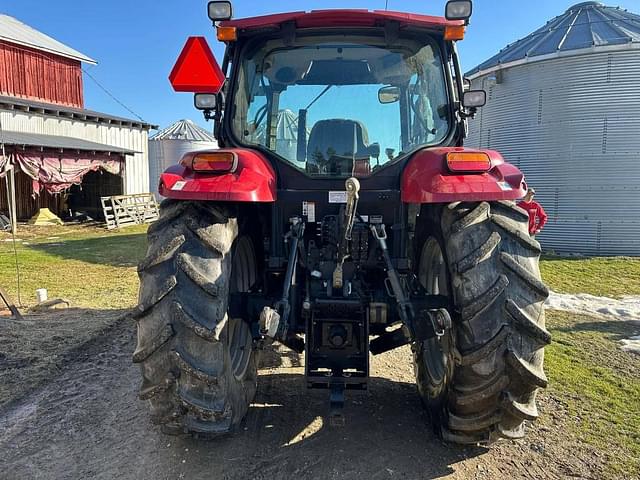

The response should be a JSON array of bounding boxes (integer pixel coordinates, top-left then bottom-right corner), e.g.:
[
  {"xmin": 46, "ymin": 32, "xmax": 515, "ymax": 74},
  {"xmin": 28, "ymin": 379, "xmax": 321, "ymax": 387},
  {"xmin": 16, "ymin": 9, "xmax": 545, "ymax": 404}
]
[
  {"xmin": 408, "ymin": 73, "xmax": 435, "ymax": 146},
  {"xmin": 244, "ymin": 65, "xmax": 269, "ymax": 146}
]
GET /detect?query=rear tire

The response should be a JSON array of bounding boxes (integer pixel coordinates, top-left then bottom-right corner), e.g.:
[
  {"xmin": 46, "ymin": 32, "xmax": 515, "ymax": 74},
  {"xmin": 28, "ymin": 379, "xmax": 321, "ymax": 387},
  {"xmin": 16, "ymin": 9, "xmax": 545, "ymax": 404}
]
[
  {"xmin": 133, "ymin": 200, "xmax": 257, "ymax": 436},
  {"xmin": 413, "ymin": 201, "xmax": 550, "ymax": 444}
]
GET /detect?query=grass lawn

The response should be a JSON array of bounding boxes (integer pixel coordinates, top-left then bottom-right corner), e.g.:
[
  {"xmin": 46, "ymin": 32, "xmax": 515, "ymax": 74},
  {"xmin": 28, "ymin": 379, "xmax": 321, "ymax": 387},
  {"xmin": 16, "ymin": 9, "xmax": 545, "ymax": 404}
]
[
  {"xmin": 545, "ymin": 310, "xmax": 640, "ymax": 477},
  {"xmin": 0, "ymin": 223, "xmax": 148, "ymax": 309},
  {"xmin": 540, "ymin": 255, "xmax": 640, "ymax": 298}
]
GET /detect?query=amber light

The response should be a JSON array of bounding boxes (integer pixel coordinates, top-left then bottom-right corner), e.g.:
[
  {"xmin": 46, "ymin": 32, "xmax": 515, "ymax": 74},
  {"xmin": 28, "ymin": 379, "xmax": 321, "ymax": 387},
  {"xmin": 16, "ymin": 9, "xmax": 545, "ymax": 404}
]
[
  {"xmin": 217, "ymin": 26, "xmax": 237, "ymax": 42},
  {"xmin": 183, "ymin": 151, "xmax": 237, "ymax": 172},
  {"xmin": 444, "ymin": 25, "xmax": 466, "ymax": 41},
  {"xmin": 446, "ymin": 152, "xmax": 491, "ymax": 172}
]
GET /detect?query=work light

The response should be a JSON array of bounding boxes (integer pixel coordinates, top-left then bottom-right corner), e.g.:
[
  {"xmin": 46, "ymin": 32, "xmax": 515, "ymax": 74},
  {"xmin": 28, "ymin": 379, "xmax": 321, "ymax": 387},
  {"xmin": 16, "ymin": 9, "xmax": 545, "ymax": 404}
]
[
  {"xmin": 194, "ymin": 93, "xmax": 218, "ymax": 110},
  {"xmin": 208, "ymin": 1, "xmax": 233, "ymax": 21},
  {"xmin": 445, "ymin": 0, "xmax": 472, "ymax": 22},
  {"xmin": 462, "ymin": 90, "xmax": 486, "ymax": 108}
]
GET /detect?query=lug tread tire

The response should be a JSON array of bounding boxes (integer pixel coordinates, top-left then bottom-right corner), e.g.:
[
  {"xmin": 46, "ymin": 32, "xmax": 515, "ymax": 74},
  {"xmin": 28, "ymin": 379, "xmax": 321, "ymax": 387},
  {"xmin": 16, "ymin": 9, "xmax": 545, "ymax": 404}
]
[
  {"xmin": 416, "ymin": 200, "xmax": 549, "ymax": 444},
  {"xmin": 135, "ymin": 199, "xmax": 257, "ymax": 436},
  {"xmin": 455, "ymin": 231, "xmax": 501, "ymax": 274}
]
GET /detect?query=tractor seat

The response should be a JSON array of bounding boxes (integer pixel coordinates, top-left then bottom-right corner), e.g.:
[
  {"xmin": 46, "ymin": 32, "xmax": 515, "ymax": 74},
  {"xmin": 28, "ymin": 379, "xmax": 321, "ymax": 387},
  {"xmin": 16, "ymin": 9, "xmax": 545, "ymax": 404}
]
[{"xmin": 306, "ymin": 119, "xmax": 379, "ymax": 176}]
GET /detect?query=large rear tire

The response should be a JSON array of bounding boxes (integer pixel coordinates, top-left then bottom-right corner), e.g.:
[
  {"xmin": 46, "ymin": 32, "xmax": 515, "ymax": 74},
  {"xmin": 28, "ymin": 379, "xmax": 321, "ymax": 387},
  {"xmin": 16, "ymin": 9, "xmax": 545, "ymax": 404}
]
[
  {"xmin": 413, "ymin": 201, "xmax": 550, "ymax": 444},
  {"xmin": 133, "ymin": 200, "xmax": 257, "ymax": 436}
]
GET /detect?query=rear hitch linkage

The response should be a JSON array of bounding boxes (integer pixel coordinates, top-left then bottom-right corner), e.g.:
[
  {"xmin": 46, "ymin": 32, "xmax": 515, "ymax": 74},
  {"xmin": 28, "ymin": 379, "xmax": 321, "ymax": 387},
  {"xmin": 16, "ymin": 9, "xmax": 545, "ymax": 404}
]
[
  {"xmin": 369, "ymin": 223, "xmax": 451, "ymax": 354},
  {"xmin": 258, "ymin": 218, "xmax": 305, "ymax": 353},
  {"xmin": 258, "ymin": 178, "xmax": 453, "ymax": 425}
]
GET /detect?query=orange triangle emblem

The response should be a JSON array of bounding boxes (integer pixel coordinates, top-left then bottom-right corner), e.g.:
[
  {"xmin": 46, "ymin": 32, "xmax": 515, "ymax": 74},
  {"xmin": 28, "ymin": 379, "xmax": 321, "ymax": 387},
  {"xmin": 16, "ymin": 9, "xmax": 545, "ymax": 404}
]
[{"xmin": 169, "ymin": 37, "xmax": 225, "ymax": 93}]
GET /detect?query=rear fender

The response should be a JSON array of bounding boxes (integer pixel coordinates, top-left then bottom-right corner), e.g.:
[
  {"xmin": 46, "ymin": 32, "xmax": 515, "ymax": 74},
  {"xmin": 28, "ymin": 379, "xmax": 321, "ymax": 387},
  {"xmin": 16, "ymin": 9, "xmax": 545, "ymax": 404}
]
[
  {"xmin": 159, "ymin": 148, "xmax": 277, "ymax": 202},
  {"xmin": 401, "ymin": 147, "xmax": 526, "ymax": 203}
]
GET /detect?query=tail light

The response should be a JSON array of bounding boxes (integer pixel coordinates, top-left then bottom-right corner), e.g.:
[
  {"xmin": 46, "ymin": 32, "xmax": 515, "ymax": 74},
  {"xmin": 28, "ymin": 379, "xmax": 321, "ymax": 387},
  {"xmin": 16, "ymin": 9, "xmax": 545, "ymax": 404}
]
[
  {"xmin": 181, "ymin": 151, "xmax": 237, "ymax": 173},
  {"xmin": 446, "ymin": 151, "xmax": 491, "ymax": 172}
]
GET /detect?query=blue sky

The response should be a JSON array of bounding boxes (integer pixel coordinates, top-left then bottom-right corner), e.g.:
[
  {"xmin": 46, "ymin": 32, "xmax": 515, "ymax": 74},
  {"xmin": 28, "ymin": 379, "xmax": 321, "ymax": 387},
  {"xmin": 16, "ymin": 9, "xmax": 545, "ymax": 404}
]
[{"xmin": 3, "ymin": 0, "xmax": 640, "ymax": 131}]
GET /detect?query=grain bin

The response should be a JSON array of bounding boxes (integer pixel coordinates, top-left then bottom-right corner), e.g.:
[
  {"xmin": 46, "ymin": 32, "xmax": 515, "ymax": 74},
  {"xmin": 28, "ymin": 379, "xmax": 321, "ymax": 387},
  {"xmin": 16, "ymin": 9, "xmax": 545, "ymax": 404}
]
[
  {"xmin": 148, "ymin": 119, "xmax": 218, "ymax": 196},
  {"xmin": 465, "ymin": 2, "xmax": 640, "ymax": 256}
]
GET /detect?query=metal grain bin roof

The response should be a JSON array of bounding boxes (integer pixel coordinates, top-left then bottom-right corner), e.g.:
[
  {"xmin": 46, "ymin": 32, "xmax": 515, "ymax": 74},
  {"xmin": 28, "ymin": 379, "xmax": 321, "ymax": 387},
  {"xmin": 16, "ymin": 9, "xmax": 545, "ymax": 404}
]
[
  {"xmin": 466, "ymin": 2, "xmax": 640, "ymax": 78},
  {"xmin": 151, "ymin": 119, "xmax": 216, "ymax": 142},
  {"xmin": 0, "ymin": 14, "xmax": 96, "ymax": 64}
]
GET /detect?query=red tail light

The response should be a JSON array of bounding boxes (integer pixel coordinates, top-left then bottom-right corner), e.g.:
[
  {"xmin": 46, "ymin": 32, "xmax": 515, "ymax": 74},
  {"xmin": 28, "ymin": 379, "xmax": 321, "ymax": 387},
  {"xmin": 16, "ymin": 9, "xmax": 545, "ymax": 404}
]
[
  {"xmin": 181, "ymin": 151, "xmax": 237, "ymax": 173},
  {"xmin": 446, "ymin": 151, "xmax": 491, "ymax": 172}
]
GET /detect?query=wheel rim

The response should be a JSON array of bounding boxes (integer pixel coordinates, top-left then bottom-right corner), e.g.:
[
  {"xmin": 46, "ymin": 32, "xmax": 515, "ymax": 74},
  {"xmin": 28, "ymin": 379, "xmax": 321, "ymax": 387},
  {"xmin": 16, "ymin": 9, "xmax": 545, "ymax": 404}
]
[
  {"xmin": 229, "ymin": 236, "xmax": 255, "ymax": 381},
  {"xmin": 418, "ymin": 237, "xmax": 450, "ymax": 387}
]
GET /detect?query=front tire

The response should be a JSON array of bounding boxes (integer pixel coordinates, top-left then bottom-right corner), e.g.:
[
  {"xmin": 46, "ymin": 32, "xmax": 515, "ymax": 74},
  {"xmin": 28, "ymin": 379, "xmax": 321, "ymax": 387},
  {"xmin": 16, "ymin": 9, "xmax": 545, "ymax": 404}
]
[
  {"xmin": 133, "ymin": 200, "xmax": 258, "ymax": 435},
  {"xmin": 414, "ymin": 201, "xmax": 551, "ymax": 444}
]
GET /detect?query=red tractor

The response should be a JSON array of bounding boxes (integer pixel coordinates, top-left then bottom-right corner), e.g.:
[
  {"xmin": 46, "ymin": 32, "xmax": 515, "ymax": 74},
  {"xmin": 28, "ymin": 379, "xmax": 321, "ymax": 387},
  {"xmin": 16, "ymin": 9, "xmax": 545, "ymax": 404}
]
[{"xmin": 134, "ymin": 0, "xmax": 550, "ymax": 444}]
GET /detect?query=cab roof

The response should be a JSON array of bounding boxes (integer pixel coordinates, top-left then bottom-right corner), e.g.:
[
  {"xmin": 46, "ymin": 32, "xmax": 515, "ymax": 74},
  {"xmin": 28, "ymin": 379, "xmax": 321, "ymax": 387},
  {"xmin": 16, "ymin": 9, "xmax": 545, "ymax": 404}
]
[{"xmin": 220, "ymin": 9, "xmax": 461, "ymax": 32}]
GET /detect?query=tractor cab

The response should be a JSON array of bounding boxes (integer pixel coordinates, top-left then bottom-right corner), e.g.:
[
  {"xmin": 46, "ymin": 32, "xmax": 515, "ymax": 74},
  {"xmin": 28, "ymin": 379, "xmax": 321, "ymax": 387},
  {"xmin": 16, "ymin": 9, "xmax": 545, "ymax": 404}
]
[
  {"xmin": 228, "ymin": 30, "xmax": 450, "ymax": 178},
  {"xmin": 181, "ymin": 3, "xmax": 485, "ymax": 181}
]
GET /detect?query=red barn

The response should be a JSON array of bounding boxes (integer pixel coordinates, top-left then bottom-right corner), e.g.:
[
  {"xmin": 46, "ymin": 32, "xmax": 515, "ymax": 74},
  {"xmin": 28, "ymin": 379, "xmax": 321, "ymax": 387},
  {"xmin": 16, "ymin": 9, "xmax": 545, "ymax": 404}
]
[
  {"xmin": 0, "ymin": 14, "xmax": 156, "ymax": 221},
  {"xmin": 0, "ymin": 14, "xmax": 95, "ymax": 107}
]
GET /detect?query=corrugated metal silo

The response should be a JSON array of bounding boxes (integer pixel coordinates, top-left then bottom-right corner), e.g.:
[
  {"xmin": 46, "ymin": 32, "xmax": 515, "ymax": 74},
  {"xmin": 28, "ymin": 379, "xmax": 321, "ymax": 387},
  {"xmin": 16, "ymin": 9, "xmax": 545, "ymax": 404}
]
[
  {"xmin": 466, "ymin": 1, "xmax": 640, "ymax": 256},
  {"xmin": 148, "ymin": 119, "xmax": 218, "ymax": 197}
]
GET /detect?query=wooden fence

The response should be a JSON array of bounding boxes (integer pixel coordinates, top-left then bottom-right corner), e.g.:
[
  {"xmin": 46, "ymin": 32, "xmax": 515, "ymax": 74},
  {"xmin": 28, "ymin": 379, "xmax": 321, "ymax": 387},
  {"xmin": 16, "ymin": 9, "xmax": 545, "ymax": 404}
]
[{"xmin": 101, "ymin": 193, "xmax": 159, "ymax": 229}]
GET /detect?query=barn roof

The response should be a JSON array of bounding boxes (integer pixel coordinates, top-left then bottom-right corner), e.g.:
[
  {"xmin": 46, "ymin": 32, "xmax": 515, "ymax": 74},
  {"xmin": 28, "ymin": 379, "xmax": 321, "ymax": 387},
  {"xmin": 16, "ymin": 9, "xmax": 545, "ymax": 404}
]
[
  {"xmin": 0, "ymin": 130, "xmax": 136, "ymax": 154},
  {"xmin": 0, "ymin": 95, "xmax": 157, "ymax": 130},
  {"xmin": 0, "ymin": 14, "xmax": 96, "ymax": 64},
  {"xmin": 466, "ymin": 2, "xmax": 640, "ymax": 78}
]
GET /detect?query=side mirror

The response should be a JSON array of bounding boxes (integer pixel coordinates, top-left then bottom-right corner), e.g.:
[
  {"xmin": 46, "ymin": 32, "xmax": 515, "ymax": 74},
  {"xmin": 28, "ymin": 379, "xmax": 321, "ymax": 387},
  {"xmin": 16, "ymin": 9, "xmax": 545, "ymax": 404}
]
[
  {"xmin": 208, "ymin": 1, "xmax": 232, "ymax": 21},
  {"xmin": 194, "ymin": 93, "xmax": 218, "ymax": 110},
  {"xmin": 445, "ymin": 0, "xmax": 473, "ymax": 23},
  {"xmin": 462, "ymin": 90, "xmax": 486, "ymax": 108},
  {"xmin": 378, "ymin": 86, "xmax": 400, "ymax": 104}
]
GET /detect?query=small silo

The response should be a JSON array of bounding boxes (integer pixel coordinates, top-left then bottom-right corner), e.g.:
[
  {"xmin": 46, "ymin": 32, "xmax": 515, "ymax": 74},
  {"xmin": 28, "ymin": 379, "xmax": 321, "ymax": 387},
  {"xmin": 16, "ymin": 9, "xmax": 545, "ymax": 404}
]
[
  {"xmin": 465, "ymin": 2, "xmax": 640, "ymax": 256},
  {"xmin": 148, "ymin": 119, "xmax": 218, "ymax": 196}
]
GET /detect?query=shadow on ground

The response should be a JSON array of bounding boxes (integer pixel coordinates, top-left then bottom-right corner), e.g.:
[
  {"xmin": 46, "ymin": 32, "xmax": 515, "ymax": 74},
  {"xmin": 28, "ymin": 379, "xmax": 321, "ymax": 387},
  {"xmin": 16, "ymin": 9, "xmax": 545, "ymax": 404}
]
[
  {"xmin": 558, "ymin": 319, "xmax": 640, "ymax": 337},
  {"xmin": 193, "ymin": 372, "xmax": 488, "ymax": 480}
]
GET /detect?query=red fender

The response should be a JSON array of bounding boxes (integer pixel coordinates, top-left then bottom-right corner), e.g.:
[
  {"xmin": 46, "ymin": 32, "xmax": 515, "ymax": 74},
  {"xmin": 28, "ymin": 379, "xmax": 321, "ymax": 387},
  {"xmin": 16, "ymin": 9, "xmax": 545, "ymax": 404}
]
[
  {"xmin": 401, "ymin": 147, "xmax": 526, "ymax": 203},
  {"xmin": 159, "ymin": 149, "xmax": 277, "ymax": 202}
]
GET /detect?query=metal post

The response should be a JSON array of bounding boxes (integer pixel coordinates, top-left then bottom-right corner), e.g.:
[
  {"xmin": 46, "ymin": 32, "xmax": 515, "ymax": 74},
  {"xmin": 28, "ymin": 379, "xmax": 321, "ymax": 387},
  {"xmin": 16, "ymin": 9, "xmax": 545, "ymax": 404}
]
[
  {"xmin": 7, "ymin": 164, "xmax": 17, "ymax": 235},
  {"xmin": 1, "ymin": 148, "xmax": 17, "ymax": 234}
]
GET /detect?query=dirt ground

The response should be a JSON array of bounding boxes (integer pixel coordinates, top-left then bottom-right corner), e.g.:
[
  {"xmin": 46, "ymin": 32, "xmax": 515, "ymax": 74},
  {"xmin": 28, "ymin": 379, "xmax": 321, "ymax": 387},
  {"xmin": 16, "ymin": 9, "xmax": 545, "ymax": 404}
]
[
  {"xmin": 0, "ymin": 309, "xmax": 615, "ymax": 480},
  {"xmin": 0, "ymin": 309, "xmax": 128, "ymax": 408}
]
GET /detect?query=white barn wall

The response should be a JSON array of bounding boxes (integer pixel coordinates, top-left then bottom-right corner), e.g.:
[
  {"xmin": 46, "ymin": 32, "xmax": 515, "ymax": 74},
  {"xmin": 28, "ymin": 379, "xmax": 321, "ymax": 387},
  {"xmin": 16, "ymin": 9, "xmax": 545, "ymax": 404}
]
[{"xmin": 0, "ymin": 109, "xmax": 151, "ymax": 195}]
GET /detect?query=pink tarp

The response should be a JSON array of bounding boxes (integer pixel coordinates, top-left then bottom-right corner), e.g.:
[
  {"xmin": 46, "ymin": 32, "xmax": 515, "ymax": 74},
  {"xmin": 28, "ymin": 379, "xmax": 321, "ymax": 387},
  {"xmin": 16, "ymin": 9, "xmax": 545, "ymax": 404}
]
[{"xmin": 7, "ymin": 152, "xmax": 122, "ymax": 194}]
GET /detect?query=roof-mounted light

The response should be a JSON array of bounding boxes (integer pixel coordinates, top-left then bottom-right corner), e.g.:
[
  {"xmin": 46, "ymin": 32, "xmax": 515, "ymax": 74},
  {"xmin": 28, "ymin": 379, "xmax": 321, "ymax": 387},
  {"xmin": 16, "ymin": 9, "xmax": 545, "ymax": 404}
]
[
  {"xmin": 445, "ymin": 0, "xmax": 473, "ymax": 24},
  {"xmin": 208, "ymin": 1, "xmax": 233, "ymax": 22}
]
